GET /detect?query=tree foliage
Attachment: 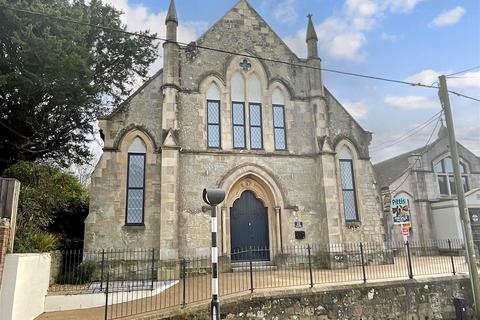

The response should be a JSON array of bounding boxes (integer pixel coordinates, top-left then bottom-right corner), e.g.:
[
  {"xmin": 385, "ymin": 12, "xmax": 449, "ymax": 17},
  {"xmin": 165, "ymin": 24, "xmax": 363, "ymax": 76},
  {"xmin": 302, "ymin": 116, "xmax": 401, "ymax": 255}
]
[
  {"xmin": 2, "ymin": 161, "xmax": 88, "ymax": 251},
  {"xmin": 0, "ymin": 0, "xmax": 158, "ymax": 170}
]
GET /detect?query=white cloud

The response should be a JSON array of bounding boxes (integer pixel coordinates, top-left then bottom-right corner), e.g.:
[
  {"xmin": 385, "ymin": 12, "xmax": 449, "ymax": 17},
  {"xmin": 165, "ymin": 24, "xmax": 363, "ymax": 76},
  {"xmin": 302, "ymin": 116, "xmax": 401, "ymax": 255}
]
[
  {"xmin": 384, "ymin": 95, "xmax": 438, "ymax": 109},
  {"xmin": 273, "ymin": 0, "xmax": 298, "ymax": 23},
  {"xmin": 406, "ymin": 69, "xmax": 480, "ymax": 88},
  {"xmin": 380, "ymin": 32, "xmax": 398, "ymax": 42},
  {"xmin": 105, "ymin": 0, "xmax": 207, "ymax": 77},
  {"xmin": 449, "ymin": 71, "xmax": 480, "ymax": 88},
  {"xmin": 283, "ymin": 0, "xmax": 423, "ymax": 60},
  {"xmin": 429, "ymin": 6, "xmax": 466, "ymax": 28},
  {"xmin": 329, "ymin": 32, "xmax": 367, "ymax": 61},
  {"xmin": 385, "ymin": 0, "xmax": 423, "ymax": 13},
  {"xmin": 283, "ymin": 29, "xmax": 307, "ymax": 57},
  {"xmin": 346, "ymin": 0, "xmax": 379, "ymax": 17},
  {"xmin": 343, "ymin": 100, "xmax": 369, "ymax": 118},
  {"xmin": 405, "ymin": 69, "xmax": 441, "ymax": 86}
]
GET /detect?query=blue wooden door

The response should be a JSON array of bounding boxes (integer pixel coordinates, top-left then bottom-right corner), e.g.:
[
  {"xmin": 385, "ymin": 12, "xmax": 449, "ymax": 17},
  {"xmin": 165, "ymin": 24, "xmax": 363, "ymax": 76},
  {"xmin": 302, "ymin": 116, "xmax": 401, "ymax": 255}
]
[{"xmin": 230, "ymin": 191, "xmax": 269, "ymax": 261}]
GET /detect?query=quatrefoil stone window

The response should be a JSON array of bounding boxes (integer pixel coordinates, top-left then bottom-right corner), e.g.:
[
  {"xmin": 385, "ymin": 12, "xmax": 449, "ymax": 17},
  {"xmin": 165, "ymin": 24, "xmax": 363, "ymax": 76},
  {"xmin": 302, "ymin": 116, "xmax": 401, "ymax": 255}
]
[{"xmin": 240, "ymin": 59, "xmax": 252, "ymax": 71}]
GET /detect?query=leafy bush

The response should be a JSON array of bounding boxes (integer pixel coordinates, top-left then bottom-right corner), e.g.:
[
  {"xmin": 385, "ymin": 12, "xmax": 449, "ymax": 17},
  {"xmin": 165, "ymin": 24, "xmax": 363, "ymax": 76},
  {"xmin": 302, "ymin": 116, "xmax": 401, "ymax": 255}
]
[
  {"xmin": 2, "ymin": 161, "xmax": 88, "ymax": 251},
  {"xmin": 15, "ymin": 228, "xmax": 60, "ymax": 253},
  {"xmin": 57, "ymin": 261, "xmax": 97, "ymax": 285}
]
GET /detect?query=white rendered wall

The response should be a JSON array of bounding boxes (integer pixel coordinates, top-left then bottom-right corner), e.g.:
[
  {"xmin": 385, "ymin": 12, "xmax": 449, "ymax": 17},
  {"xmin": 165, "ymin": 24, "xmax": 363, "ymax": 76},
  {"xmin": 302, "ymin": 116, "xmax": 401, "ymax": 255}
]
[
  {"xmin": 44, "ymin": 280, "xmax": 177, "ymax": 312},
  {"xmin": 0, "ymin": 253, "xmax": 51, "ymax": 320},
  {"xmin": 431, "ymin": 201, "xmax": 463, "ymax": 241}
]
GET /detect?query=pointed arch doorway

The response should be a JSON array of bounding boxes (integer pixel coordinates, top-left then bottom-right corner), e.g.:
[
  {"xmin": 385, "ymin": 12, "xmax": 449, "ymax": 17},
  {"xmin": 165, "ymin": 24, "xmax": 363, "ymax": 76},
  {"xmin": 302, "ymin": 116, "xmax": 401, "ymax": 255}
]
[
  {"xmin": 220, "ymin": 169, "xmax": 285, "ymax": 263},
  {"xmin": 230, "ymin": 190, "xmax": 269, "ymax": 261}
]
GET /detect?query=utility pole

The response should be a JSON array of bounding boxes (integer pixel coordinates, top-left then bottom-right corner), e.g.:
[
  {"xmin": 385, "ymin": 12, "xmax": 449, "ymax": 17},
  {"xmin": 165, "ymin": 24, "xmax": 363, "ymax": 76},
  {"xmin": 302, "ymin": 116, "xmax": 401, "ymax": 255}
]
[{"xmin": 439, "ymin": 75, "xmax": 480, "ymax": 317}]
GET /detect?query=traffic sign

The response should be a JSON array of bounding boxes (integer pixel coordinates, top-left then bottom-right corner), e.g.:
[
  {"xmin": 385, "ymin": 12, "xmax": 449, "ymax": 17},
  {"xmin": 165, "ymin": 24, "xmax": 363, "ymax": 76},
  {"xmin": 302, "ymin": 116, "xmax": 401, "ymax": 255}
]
[{"xmin": 402, "ymin": 227, "xmax": 410, "ymax": 237}]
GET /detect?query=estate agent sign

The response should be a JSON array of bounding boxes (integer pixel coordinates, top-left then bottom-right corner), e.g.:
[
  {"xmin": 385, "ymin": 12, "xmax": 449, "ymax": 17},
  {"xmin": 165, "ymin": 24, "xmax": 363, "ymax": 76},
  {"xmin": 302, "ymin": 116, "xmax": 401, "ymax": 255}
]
[{"xmin": 391, "ymin": 197, "xmax": 411, "ymax": 225}]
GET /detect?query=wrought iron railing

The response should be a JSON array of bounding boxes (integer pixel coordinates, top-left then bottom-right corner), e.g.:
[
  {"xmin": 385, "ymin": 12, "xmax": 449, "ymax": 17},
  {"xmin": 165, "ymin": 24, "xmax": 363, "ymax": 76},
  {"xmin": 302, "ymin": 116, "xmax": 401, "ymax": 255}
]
[{"xmin": 47, "ymin": 240, "xmax": 468, "ymax": 319}]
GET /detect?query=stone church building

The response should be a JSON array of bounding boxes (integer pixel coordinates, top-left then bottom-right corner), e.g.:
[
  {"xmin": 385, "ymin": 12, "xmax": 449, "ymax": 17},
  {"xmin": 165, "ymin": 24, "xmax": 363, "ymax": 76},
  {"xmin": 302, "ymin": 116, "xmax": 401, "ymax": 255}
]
[
  {"xmin": 85, "ymin": 0, "xmax": 385, "ymax": 260},
  {"xmin": 374, "ymin": 126, "xmax": 480, "ymax": 244}
]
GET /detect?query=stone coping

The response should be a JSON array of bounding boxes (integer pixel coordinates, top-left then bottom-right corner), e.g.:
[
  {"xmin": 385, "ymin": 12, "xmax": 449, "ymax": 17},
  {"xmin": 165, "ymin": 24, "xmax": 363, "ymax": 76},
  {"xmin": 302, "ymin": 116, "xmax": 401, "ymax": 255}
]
[{"xmin": 134, "ymin": 274, "xmax": 470, "ymax": 320}]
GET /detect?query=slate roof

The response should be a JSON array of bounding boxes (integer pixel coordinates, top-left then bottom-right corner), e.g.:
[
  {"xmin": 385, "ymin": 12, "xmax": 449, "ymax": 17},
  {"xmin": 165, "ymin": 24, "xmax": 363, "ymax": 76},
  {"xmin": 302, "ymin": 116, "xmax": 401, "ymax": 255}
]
[{"xmin": 373, "ymin": 143, "xmax": 430, "ymax": 189}]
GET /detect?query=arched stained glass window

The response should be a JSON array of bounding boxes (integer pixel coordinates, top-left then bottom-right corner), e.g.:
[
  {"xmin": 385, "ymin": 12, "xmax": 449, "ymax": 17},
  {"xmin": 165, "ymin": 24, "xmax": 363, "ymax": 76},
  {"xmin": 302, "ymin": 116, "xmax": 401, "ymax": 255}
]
[
  {"xmin": 272, "ymin": 88, "xmax": 286, "ymax": 150},
  {"xmin": 249, "ymin": 74, "xmax": 263, "ymax": 149},
  {"xmin": 126, "ymin": 137, "xmax": 146, "ymax": 225},
  {"xmin": 339, "ymin": 146, "xmax": 358, "ymax": 221},
  {"xmin": 232, "ymin": 72, "xmax": 246, "ymax": 149},
  {"xmin": 207, "ymin": 83, "xmax": 221, "ymax": 148}
]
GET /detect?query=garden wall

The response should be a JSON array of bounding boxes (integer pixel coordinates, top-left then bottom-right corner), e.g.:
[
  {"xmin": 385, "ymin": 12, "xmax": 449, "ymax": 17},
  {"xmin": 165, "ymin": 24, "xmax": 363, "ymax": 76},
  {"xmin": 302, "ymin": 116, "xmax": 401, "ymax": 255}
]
[
  {"xmin": 160, "ymin": 276, "xmax": 473, "ymax": 320},
  {"xmin": 0, "ymin": 253, "xmax": 51, "ymax": 320}
]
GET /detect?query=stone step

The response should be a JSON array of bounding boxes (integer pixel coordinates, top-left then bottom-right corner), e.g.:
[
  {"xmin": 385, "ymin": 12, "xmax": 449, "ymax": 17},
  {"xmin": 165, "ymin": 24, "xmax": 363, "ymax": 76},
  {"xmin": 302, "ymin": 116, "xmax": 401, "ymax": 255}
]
[{"xmin": 231, "ymin": 262, "xmax": 277, "ymax": 272}]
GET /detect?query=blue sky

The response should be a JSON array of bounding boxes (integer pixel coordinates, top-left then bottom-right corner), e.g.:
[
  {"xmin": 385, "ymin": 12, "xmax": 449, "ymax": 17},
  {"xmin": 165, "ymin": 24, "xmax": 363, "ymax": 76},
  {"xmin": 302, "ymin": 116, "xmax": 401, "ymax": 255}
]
[{"xmin": 108, "ymin": 0, "xmax": 480, "ymax": 163}]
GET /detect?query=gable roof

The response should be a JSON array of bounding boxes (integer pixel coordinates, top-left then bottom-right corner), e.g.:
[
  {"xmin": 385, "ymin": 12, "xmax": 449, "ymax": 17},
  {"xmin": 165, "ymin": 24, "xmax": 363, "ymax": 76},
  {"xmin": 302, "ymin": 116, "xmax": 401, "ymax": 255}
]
[
  {"xmin": 99, "ymin": 69, "xmax": 163, "ymax": 120},
  {"xmin": 101, "ymin": 0, "xmax": 304, "ymax": 120},
  {"xmin": 195, "ymin": 0, "xmax": 300, "ymax": 60},
  {"xmin": 373, "ymin": 143, "xmax": 430, "ymax": 189},
  {"xmin": 373, "ymin": 132, "xmax": 479, "ymax": 189}
]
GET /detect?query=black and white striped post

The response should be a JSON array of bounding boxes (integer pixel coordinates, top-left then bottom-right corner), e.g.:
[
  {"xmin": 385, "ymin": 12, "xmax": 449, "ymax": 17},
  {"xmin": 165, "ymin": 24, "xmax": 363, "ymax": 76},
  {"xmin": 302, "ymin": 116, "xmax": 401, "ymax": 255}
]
[{"xmin": 203, "ymin": 188, "xmax": 226, "ymax": 320}]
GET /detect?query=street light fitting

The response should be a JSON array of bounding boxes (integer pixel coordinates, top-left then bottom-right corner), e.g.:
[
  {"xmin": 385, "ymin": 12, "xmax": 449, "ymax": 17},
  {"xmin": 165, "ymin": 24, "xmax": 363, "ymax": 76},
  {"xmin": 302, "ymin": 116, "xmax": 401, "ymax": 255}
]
[{"xmin": 202, "ymin": 188, "xmax": 226, "ymax": 206}]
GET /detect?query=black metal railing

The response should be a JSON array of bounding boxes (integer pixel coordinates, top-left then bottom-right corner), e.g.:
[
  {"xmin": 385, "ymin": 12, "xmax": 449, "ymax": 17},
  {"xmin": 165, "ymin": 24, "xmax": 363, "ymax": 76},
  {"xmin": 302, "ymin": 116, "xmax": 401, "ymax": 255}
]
[
  {"xmin": 97, "ymin": 239, "xmax": 469, "ymax": 319},
  {"xmin": 49, "ymin": 248, "xmax": 157, "ymax": 293}
]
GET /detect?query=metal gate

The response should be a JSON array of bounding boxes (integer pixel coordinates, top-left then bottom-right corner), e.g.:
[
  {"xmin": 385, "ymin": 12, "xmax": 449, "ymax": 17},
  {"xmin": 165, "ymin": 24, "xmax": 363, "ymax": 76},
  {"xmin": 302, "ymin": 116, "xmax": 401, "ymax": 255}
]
[{"xmin": 230, "ymin": 190, "xmax": 269, "ymax": 261}]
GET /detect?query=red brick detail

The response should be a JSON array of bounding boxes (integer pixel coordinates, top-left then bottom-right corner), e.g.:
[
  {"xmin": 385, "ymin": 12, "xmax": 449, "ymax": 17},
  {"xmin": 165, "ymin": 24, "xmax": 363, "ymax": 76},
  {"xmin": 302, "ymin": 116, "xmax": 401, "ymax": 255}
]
[{"xmin": 0, "ymin": 225, "xmax": 10, "ymax": 287}]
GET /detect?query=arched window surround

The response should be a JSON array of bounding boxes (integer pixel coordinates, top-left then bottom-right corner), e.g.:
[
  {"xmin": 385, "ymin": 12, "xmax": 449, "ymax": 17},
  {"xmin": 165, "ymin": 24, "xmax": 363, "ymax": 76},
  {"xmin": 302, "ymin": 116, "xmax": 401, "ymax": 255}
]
[
  {"xmin": 125, "ymin": 136, "xmax": 147, "ymax": 226},
  {"xmin": 433, "ymin": 155, "xmax": 470, "ymax": 197},
  {"xmin": 270, "ymin": 84, "xmax": 289, "ymax": 151},
  {"xmin": 206, "ymin": 82, "xmax": 222, "ymax": 148},
  {"xmin": 335, "ymin": 140, "xmax": 361, "ymax": 223},
  {"xmin": 199, "ymin": 76, "xmax": 226, "ymax": 149},
  {"xmin": 199, "ymin": 57, "xmax": 293, "ymax": 152},
  {"xmin": 226, "ymin": 56, "xmax": 269, "ymax": 151},
  {"xmin": 118, "ymin": 129, "xmax": 155, "ymax": 226}
]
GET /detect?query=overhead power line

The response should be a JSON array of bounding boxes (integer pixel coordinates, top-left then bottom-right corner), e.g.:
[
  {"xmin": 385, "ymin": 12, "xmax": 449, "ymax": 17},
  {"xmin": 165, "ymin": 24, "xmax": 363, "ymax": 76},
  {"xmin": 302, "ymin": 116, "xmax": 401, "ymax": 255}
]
[
  {"xmin": 1, "ymin": 4, "xmax": 479, "ymax": 103},
  {"xmin": 0, "ymin": 4, "xmax": 440, "ymax": 89},
  {"xmin": 446, "ymin": 66, "xmax": 480, "ymax": 77},
  {"xmin": 448, "ymin": 90, "xmax": 480, "ymax": 103},
  {"xmin": 370, "ymin": 110, "xmax": 442, "ymax": 153},
  {"xmin": 390, "ymin": 114, "xmax": 443, "ymax": 194}
]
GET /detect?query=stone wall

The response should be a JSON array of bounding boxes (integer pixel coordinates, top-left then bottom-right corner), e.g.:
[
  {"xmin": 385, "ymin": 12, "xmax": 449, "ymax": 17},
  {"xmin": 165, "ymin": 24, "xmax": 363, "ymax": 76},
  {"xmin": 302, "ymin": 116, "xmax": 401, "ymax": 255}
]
[
  {"xmin": 177, "ymin": 153, "xmax": 325, "ymax": 257},
  {"xmin": 85, "ymin": 73, "xmax": 164, "ymax": 251},
  {"xmin": 160, "ymin": 276, "xmax": 474, "ymax": 320}
]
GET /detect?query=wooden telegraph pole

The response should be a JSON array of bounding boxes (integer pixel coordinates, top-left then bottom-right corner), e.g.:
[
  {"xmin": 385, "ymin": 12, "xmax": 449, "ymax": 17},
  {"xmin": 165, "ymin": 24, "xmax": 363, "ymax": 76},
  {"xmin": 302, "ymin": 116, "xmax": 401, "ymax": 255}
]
[{"xmin": 438, "ymin": 75, "xmax": 480, "ymax": 318}]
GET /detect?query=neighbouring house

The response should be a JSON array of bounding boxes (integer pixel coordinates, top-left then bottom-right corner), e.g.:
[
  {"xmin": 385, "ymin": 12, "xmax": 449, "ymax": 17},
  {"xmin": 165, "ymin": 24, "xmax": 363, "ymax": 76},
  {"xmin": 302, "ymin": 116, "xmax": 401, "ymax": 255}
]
[
  {"xmin": 85, "ymin": 0, "xmax": 385, "ymax": 260},
  {"xmin": 374, "ymin": 126, "xmax": 480, "ymax": 245}
]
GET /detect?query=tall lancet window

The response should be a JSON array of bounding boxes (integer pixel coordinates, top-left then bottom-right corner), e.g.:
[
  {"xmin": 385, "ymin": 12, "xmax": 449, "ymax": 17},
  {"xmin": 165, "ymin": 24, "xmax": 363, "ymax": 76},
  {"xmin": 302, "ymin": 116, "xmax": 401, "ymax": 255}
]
[
  {"xmin": 126, "ymin": 137, "xmax": 146, "ymax": 225},
  {"xmin": 248, "ymin": 74, "xmax": 263, "ymax": 149},
  {"xmin": 232, "ymin": 72, "xmax": 246, "ymax": 149},
  {"xmin": 339, "ymin": 147, "xmax": 358, "ymax": 221},
  {"xmin": 272, "ymin": 88, "xmax": 287, "ymax": 150},
  {"xmin": 207, "ymin": 83, "xmax": 221, "ymax": 148}
]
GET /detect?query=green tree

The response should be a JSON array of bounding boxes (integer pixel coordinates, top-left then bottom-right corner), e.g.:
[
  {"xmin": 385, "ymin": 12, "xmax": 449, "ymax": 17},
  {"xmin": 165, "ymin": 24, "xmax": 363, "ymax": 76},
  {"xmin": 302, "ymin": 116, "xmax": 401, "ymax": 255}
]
[
  {"xmin": 0, "ymin": 0, "xmax": 158, "ymax": 170},
  {"xmin": 3, "ymin": 161, "xmax": 88, "ymax": 252}
]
